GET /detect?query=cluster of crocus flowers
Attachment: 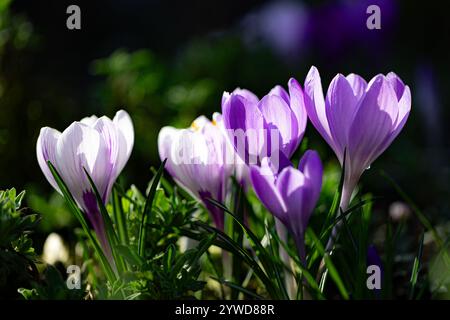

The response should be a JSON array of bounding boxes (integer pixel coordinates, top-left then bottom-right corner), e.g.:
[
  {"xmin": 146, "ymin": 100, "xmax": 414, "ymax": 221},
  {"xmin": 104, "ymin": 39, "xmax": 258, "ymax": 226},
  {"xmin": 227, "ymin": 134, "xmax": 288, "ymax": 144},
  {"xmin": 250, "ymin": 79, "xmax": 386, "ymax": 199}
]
[
  {"xmin": 36, "ymin": 66, "xmax": 411, "ymax": 270},
  {"xmin": 36, "ymin": 110, "xmax": 134, "ymax": 260},
  {"xmin": 220, "ymin": 80, "xmax": 319, "ymax": 268}
]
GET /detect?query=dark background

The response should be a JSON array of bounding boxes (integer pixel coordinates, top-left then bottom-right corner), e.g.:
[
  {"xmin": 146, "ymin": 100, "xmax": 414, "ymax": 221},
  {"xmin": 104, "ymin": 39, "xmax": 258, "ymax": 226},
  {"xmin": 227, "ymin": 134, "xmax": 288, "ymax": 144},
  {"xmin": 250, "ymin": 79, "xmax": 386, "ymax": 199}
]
[{"xmin": 1, "ymin": 0, "xmax": 450, "ymax": 226}]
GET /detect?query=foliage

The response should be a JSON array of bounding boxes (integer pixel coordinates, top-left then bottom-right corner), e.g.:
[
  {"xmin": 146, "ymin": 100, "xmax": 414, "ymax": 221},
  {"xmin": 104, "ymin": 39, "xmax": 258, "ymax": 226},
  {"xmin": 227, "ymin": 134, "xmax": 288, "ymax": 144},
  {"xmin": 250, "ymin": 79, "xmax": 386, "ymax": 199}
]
[{"xmin": 0, "ymin": 188, "xmax": 38, "ymax": 299}]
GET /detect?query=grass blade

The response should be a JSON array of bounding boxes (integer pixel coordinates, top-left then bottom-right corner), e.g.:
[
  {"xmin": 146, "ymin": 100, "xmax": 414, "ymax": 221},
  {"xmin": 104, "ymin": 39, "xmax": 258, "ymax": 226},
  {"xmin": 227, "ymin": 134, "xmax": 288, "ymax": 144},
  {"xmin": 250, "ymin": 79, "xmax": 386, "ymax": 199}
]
[
  {"xmin": 112, "ymin": 187, "xmax": 129, "ymax": 246},
  {"xmin": 409, "ymin": 232, "xmax": 424, "ymax": 299},
  {"xmin": 308, "ymin": 228, "xmax": 349, "ymax": 299},
  {"xmin": 210, "ymin": 277, "xmax": 264, "ymax": 300},
  {"xmin": 138, "ymin": 159, "xmax": 166, "ymax": 257},
  {"xmin": 381, "ymin": 170, "xmax": 450, "ymax": 270},
  {"xmin": 192, "ymin": 221, "xmax": 280, "ymax": 299},
  {"xmin": 207, "ymin": 198, "xmax": 287, "ymax": 298}
]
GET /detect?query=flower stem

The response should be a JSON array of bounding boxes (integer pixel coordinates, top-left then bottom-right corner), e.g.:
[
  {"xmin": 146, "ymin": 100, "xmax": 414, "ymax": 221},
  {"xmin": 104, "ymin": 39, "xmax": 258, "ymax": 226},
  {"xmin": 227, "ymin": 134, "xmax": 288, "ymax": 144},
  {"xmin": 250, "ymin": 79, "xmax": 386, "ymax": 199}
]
[
  {"xmin": 324, "ymin": 180, "xmax": 354, "ymax": 252},
  {"xmin": 275, "ymin": 219, "xmax": 297, "ymax": 300},
  {"xmin": 316, "ymin": 179, "xmax": 356, "ymax": 286}
]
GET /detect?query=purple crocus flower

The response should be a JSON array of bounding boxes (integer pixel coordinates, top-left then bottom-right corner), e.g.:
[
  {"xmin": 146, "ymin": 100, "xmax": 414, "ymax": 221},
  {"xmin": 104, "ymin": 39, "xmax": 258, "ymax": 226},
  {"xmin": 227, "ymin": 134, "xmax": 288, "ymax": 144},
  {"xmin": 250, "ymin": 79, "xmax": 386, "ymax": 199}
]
[
  {"xmin": 304, "ymin": 66, "xmax": 411, "ymax": 211},
  {"xmin": 158, "ymin": 113, "xmax": 237, "ymax": 230},
  {"xmin": 221, "ymin": 79, "xmax": 307, "ymax": 173},
  {"xmin": 250, "ymin": 150, "xmax": 323, "ymax": 262},
  {"xmin": 36, "ymin": 110, "xmax": 134, "ymax": 260}
]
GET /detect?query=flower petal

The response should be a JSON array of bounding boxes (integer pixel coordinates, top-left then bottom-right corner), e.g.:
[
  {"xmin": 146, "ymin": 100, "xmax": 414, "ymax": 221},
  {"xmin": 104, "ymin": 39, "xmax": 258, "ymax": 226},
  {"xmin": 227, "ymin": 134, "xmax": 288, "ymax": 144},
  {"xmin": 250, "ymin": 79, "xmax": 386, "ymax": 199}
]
[
  {"xmin": 222, "ymin": 93, "xmax": 266, "ymax": 165},
  {"xmin": 325, "ymin": 74, "xmax": 360, "ymax": 160},
  {"xmin": 386, "ymin": 72, "xmax": 406, "ymax": 100},
  {"xmin": 93, "ymin": 116, "xmax": 122, "ymax": 200},
  {"xmin": 276, "ymin": 166, "xmax": 308, "ymax": 235},
  {"xmin": 298, "ymin": 150, "xmax": 323, "ymax": 208},
  {"xmin": 80, "ymin": 115, "xmax": 98, "ymax": 127},
  {"xmin": 304, "ymin": 66, "xmax": 334, "ymax": 148},
  {"xmin": 346, "ymin": 73, "xmax": 367, "ymax": 100},
  {"xmin": 258, "ymin": 94, "xmax": 298, "ymax": 157},
  {"xmin": 250, "ymin": 164, "xmax": 287, "ymax": 219},
  {"xmin": 230, "ymin": 88, "xmax": 260, "ymax": 105},
  {"xmin": 55, "ymin": 122, "xmax": 110, "ymax": 211},
  {"xmin": 348, "ymin": 75, "xmax": 399, "ymax": 175},
  {"xmin": 190, "ymin": 115, "xmax": 209, "ymax": 131},
  {"xmin": 113, "ymin": 110, "xmax": 134, "ymax": 160},
  {"xmin": 288, "ymin": 77, "xmax": 307, "ymax": 143},
  {"xmin": 269, "ymin": 85, "xmax": 290, "ymax": 104},
  {"xmin": 36, "ymin": 127, "xmax": 62, "ymax": 193},
  {"xmin": 375, "ymin": 85, "xmax": 411, "ymax": 160}
]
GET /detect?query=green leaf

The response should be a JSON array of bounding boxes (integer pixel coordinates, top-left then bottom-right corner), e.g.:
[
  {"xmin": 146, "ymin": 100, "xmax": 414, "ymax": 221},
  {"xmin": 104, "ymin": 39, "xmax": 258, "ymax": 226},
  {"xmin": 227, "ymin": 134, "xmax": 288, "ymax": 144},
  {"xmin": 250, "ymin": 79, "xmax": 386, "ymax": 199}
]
[
  {"xmin": 138, "ymin": 159, "xmax": 166, "ymax": 257},
  {"xmin": 268, "ymin": 225, "xmax": 324, "ymax": 299},
  {"xmin": 115, "ymin": 244, "xmax": 144, "ymax": 267},
  {"xmin": 112, "ymin": 187, "xmax": 129, "ymax": 246},
  {"xmin": 206, "ymin": 198, "xmax": 286, "ymax": 299},
  {"xmin": 188, "ymin": 233, "xmax": 217, "ymax": 268},
  {"xmin": 356, "ymin": 195, "xmax": 372, "ymax": 299},
  {"xmin": 320, "ymin": 150, "xmax": 347, "ymax": 240},
  {"xmin": 409, "ymin": 232, "xmax": 424, "ymax": 299},
  {"xmin": 164, "ymin": 244, "xmax": 176, "ymax": 271},
  {"xmin": 210, "ymin": 276, "xmax": 264, "ymax": 300},
  {"xmin": 191, "ymin": 221, "xmax": 280, "ymax": 299},
  {"xmin": 308, "ymin": 228, "xmax": 349, "ymax": 299}
]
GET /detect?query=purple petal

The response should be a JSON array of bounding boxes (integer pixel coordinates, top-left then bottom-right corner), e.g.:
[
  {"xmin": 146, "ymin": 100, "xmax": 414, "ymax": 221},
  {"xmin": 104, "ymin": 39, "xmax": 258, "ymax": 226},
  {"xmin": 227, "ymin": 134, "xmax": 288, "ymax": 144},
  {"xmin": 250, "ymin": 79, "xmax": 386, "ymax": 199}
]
[
  {"xmin": 374, "ymin": 85, "xmax": 411, "ymax": 161},
  {"xmin": 258, "ymin": 94, "xmax": 298, "ymax": 157},
  {"xmin": 250, "ymin": 164, "xmax": 287, "ymax": 219},
  {"xmin": 304, "ymin": 66, "xmax": 334, "ymax": 149},
  {"xmin": 288, "ymin": 77, "xmax": 307, "ymax": 143},
  {"xmin": 269, "ymin": 85, "xmax": 290, "ymax": 104},
  {"xmin": 222, "ymin": 93, "xmax": 266, "ymax": 165},
  {"xmin": 298, "ymin": 150, "xmax": 323, "ymax": 210},
  {"xmin": 325, "ymin": 74, "xmax": 360, "ymax": 161},
  {"xmin": 276, "ymin": 166, "xmax": 308, "ymax": 235},
  {"xmin": 346, "ymin": 73, "xmax": 367, "ymax": 100},
  {"xmin": 82, "ymin": 191, "xmax": 112, "ymax": 261},
  {"xmin": 386, "ymin": 72, "xmax": 406, "ymax": 100},
  {"xmin": 199, "ymin": 190, "xmax": 225, "ymax": 230},
  {"xmin": 348, "ymin": 75, "xmax": 399, "ymax": 176},
  {"xmin": 231, "ymin": 88, "xmax": 260, "ymax": 105}
]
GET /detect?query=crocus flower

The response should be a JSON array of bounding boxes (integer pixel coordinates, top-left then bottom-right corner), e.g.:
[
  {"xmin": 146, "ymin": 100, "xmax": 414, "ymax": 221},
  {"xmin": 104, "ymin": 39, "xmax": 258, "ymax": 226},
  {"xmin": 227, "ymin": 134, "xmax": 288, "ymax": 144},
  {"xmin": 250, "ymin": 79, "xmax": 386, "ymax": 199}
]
[
  {"xmin": 304, "ymin": 66, "xmax": 411, "ymax": 211},
  {"xmin": 221, "ymin": 80, "xmax": 307, "ymax": 173},
  {"xmin": 250, "ymin": 150, "xmax": 323, "ymax": 262},
  {"xmin": 158, "ymin": 113, "xmax": 236, "ymax": 230},
  {"xmin": 36, "ymin": 110, "xmax": 134, "ymax": 259}
]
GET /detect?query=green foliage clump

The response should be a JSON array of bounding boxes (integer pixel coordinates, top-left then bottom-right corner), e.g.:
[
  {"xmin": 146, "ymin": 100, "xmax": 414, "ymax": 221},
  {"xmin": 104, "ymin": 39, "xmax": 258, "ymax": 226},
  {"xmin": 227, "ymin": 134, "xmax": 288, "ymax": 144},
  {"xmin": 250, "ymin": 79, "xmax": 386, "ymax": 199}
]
[{"xmin": 0, "ymin": 188, "xmax": 38, "ymax": 299}]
